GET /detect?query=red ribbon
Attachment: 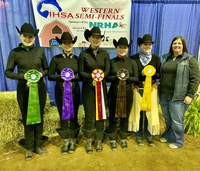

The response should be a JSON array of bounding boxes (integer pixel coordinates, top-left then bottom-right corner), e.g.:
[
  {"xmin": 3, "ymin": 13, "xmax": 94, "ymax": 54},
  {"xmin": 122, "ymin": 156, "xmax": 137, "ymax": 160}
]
[
  {"xmin": 96, "ymin": 81, "xmax": 103, "ymax": 120},
  {"xmin": 92, "ymin": 69, "xmax": 106, "ymax": 120}
]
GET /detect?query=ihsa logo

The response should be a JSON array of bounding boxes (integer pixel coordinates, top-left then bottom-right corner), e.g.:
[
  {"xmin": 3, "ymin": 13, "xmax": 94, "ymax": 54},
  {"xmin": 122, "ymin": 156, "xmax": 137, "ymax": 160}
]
[{"xmin": 37, "ymin": 0, "xmax": 62, "ymax": 18}]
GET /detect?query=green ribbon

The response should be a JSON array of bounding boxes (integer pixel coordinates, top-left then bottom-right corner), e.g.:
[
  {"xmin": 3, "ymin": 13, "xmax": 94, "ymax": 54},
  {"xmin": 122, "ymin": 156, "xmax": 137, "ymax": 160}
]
[{"xmin": 25, "ymin": 69, "xmax": 41, "ymax": 125}]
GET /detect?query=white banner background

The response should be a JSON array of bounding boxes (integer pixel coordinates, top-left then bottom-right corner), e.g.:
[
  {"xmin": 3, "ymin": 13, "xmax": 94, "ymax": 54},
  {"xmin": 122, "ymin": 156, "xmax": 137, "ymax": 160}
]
[{"xmin": 32, "ymin": 0, "xmax": 131, "ymax": 47}]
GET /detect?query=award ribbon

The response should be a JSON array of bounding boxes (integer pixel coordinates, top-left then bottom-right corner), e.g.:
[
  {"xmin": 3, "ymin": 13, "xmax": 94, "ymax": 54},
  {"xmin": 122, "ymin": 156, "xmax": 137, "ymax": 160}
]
[
  {"xmin": 25, "ymin": 69, "xmax": 41, "ymax": 125},
  {"xmin": 91, "ymin": 69, "xmax": 106, "ymax": 121},
  {"xmin": 61, "ymin": 68, "xmax": 74, "ymax": 120},
  {"xmin": 141, "ymin": 65, "xmax": 156, "ymax": 111},
  {"xmin": 116, "ymin": 68, "xmax": 129, "ymax": 118}
]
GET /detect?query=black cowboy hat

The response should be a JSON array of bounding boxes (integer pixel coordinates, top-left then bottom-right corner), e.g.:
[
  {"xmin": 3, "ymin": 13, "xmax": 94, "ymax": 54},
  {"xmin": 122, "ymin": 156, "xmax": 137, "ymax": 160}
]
[
  {"xmin": 56, "ymin": 32, "xmax": 77, "ymax": 44},
  {"xmin": 137, "ymin": 34, "xmax": 154, "ymax": 46},
  {"xmin": 113, "ymin": 37, "xmax": 132, "ymax": 48},
  {"xmin": 84, "ymin": 27, "xmax": 104, "ymax": 41},
  {"xmin": 16, "ymin": 23, "xmax": 39, "ymax": 36}
]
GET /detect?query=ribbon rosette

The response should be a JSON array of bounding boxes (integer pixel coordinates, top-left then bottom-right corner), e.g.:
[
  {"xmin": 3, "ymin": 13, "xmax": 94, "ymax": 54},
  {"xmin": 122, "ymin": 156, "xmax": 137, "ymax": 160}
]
[
  {"xmin": 61, "ymin": 68, "xmax": 74, "ymax": 120},
  {"xmin": 141, "ymin": 65, "xmax": 156, "ymax": 111},
  {"xmin": 116, "ymin": 68, "xmax": 129, "ymax": 118},
  {"xmin": 117, "ymin": 68, "xmax": 129, "ymax": 81},
  {"xmin": 91, "ymin": 69, "xmax": 106, "ymax": 121},
  {"xmin": 25, "ymin": 69, "xmax": 41, "ymax": 125}
]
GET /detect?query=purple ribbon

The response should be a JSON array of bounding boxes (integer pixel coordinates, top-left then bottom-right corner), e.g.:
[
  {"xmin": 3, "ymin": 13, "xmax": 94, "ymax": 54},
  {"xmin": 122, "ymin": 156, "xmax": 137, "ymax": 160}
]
[{"xmin": 61, "ymin": 68, "xmax": 74, "ymax": 120}]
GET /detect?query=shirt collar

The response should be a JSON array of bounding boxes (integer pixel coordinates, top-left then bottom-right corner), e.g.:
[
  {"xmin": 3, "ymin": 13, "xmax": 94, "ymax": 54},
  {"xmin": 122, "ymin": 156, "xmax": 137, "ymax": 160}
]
[
  {"xmin": 117, "ymin": 56, "xmax": 125, "ymax": 62},
  {"xmin": 62, "ymin": 52, "xmax": 73, "ymax": 59}
]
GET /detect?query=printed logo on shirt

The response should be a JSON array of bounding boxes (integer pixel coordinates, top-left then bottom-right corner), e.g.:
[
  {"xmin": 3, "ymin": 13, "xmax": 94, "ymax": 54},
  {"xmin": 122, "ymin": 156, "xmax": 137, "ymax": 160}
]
[{"xmin": 181, "ymin": 61, "xmax": 189, "ymax": 65}]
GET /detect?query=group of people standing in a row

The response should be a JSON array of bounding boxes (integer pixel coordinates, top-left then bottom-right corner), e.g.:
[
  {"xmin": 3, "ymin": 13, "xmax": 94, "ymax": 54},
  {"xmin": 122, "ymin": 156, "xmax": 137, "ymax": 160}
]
[{"xmin": 5, "ymin": 23, "xmax": 200, "ymax": 161}]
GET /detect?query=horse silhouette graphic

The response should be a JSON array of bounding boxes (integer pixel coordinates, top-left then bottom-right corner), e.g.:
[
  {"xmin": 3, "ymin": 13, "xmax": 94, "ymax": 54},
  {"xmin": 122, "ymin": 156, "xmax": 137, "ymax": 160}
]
[{"xmin": 37, "ymin": 0, "xmax": 62, "ymax": 18}]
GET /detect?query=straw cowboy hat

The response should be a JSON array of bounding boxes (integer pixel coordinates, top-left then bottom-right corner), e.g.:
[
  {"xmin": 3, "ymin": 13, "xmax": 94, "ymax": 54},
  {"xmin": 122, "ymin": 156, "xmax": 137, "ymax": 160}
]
[
  {"xmin": 137, "ymin": 34, "xmax": 154, "ymax": 46},
  {"xmin": 56, "ymin": 32, "xmax": 77, "ymax": 44},
  {"xmin": 84, "ymin": 27, "xmax": 104, "ymax": 41},
  {"xmin": 16, "ymin": 23, "xmax": 39, "ymax": 36},
  {"xmin": 113, "ymin": 37, "xmax": 132, "ymax": 48}
]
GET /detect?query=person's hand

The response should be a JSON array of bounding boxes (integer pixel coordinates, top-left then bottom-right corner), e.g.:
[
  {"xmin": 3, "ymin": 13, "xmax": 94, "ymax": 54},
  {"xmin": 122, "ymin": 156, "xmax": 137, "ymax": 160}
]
[
  {"xmin": 92, "ymin": 80, "xmax": 96, "ymax": 86},
  {"xmin": 184, "ymin": 96, "xmax": 192, "ymax": 104},
  {"xmin": 24, "ymin": 72, "xmax": 27, "ymax": 80},
  {"xmin": 26, "ymin": 81, "xmax": 30, "ymax": 87},
  {"xmin": 132, "ymin": 84, "xmax": 139, "ymax": 89},
  {"xmin": 40, "ymin": 72, "xmax": 43, "ymax": 78},
  {"xmin": 141, "ymin": 70, "xmax": 145, "ymax": 76},
  {"xmin": 70, "ymin": 75, "xmax": 75, "ymax": 80},
  {"xmin": 118, "ymin": 77, "xmax": 123, "ymax": 81},
  {"xmin": 142, "ymin": 81, "xmax": 145, "ymax": 87}
]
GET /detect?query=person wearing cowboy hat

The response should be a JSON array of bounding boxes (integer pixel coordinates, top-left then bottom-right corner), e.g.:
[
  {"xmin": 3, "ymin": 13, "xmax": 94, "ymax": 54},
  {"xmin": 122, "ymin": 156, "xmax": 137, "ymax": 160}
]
[
  {"xmin": 48, "ymin": 32, "xmax": 80, "ymax": 154},
  {"xmin": 130, "ymin": 34, "xmax": 161, "ymax": 147},
  {"xmin": 78, "ymin": 26, "xmax": 110, "ymax": 154},
  {"xmin": 5, "ymin": 23, "xmax": 48, "ymax": 160},
  {"xmin": 105, "ymin": 37, "xmax": 138, "ymax": 150}
]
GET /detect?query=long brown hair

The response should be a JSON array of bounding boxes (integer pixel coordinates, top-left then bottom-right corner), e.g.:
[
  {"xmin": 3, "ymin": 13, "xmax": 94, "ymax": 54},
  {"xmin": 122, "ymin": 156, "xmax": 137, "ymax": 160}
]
[{"xmin": 169, "ymin": 36, "xmax": 188, "ymax": 55}]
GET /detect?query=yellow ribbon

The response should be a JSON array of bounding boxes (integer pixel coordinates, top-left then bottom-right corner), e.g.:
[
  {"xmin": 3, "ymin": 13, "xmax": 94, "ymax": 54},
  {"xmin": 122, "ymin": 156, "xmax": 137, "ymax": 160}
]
[{"xmin": 141, "ymin": 65, "xmax": 156, "ymax": 111}]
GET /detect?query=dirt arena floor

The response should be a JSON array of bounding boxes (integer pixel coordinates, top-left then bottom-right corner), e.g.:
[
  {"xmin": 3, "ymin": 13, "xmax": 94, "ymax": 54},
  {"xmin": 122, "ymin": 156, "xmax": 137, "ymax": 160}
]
[{"xmin": 0, "ymin": 132, "xmax": 200, "ymax": 171}]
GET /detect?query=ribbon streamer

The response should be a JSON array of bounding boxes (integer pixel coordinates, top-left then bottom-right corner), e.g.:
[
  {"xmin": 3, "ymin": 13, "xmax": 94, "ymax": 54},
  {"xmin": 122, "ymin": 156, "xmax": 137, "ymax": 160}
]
[
  {"xmin": 141, "ymin": 65, "xmax": 156, "ymax": 111},
  {"xmin": 92, "ymin": 69, "xmax": 106, "ymax": 121},
  {"xmin": 61, "ymin": 68, "xmax": 74, "ymax": 120},
  {"xmin": 115, "ymin": 68, "xmax": 129, "ymax": 118},
  {"xmin": 26, "ymin": 69, "xmax": 41, "ymax": 125}
]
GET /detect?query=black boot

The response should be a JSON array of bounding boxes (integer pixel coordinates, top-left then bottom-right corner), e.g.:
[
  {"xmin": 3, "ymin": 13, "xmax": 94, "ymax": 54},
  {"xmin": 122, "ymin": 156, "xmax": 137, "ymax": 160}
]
[
  {"xmin": 95, "ymin": 140, "xmax": 103, "ymax": 152},
  {"xmin": 95, "ymin": 131, "xmax": 104, "ymax": 152},
  {"xmin": 68, "ymin": 139, "xmax": 76, "ymax": 154},
  {"xmin": 110, "ymin": 140, "xmax": 117, "ymax": 150},
  {"xmin": 35, "ymin": 146, "xmax": 46, "ymax": 155},
  {"xmin": 25, "ymin": 150, "xmax": 33, "ymax": 161},
  {"xmin": 85, "ymin": 139, "xmax": 93, "ymax": 154},
  {"xmin": 62, "ymin": 139, "xmax": 69, "ymax": 154},
  {"xmin": 147, "ymin": 137, "xmax": 156, "ymax": 147},
  {"xmin": 120, "ymin": 139, "xmax": 128, "ymax": 149}
]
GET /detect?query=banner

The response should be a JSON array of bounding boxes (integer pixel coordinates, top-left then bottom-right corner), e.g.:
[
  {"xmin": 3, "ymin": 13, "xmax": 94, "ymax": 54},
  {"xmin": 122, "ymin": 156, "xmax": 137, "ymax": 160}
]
[{"xmin": 32, "ymin": 0, "xmax": 131, "ymax": 47}]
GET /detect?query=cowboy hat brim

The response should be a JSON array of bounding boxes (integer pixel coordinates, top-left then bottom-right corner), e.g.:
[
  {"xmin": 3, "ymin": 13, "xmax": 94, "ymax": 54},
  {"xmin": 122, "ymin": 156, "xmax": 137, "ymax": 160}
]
[
  {"xmin": 72, "ymin": 36, "xmax": 77, "ymax": 44},
  {"xmin": 113, "ymin": 39, "xmax": 133, "ymax": 48},
  {"xmin": 137, "ymin": 37, "xmax": 154, "ymax": 46},
  {"xmin": 113, "ymin": 39, "xmax": 118, "ymax": 48},
  {"xmin": 56, "ymin": 36, "xmax": 77, "ymax": 44},
  {"xmin": 16, "ymin": 26, "xmax": 39, "ymax": 36},
  {"xmin": 84, "ymin": 29, "xmax": 104, "ymax": 41},
  {"xmin": 55, "ymin": 36, "xmax": 62, "ymax": 44}
]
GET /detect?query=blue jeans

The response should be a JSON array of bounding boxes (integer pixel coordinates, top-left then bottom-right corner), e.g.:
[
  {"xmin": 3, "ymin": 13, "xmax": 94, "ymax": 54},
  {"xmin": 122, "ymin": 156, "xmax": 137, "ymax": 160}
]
[{"xmin": 160, "ymin": 96, "xmax": 188, "ymax": 147}]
